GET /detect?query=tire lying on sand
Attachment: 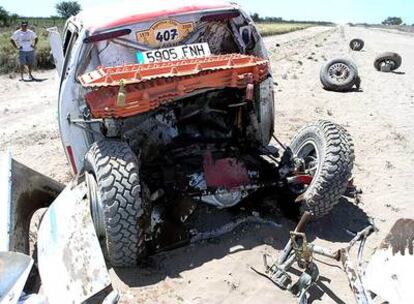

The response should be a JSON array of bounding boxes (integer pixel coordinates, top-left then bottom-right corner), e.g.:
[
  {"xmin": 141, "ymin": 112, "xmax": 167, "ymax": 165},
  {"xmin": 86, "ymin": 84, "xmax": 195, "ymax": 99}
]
[
  {"xmin": 320, "ymin": 58, "xmax": 360, "ymax": 92},
  {"xmin": 290, "ymin": 120, "xmax": 355, "ymax": 218},
  {"xmin": 85, "ymin": 140, "xmax": 148, "ymax": 267},
  {"xmin": 349, "ymin": 38, "xmax": 364, "ymax": 51},
  {"xmin": 374, "ymin": 52, "xmax": 402, "ymax": 72}
]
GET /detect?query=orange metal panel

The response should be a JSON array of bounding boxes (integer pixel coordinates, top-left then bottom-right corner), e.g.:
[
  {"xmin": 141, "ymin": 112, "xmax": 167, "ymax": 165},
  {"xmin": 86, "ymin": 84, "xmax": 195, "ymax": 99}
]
[{"xmin": 79, "ymin": 54, "xmax": 269, "ymax": 118}]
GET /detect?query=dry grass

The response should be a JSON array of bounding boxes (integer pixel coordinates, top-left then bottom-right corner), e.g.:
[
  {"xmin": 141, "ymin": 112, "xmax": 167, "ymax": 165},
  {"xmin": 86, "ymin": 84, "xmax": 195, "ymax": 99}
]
[
  {"xmin": 0, "ymin": 21, "xmax": 314, "ymax": 74},
  {"xmin": 0, "ymin": 20, "xmax": 64, "ymax": 74},
  {"xmin": 257, "ymin": 23, "xmax": 314, "ymax": 37}
]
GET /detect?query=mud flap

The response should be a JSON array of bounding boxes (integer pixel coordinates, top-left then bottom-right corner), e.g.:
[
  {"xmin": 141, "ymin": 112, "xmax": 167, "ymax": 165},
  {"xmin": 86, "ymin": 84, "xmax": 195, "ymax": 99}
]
[
  {"xmin": 37, "ymin": 181, "xmax": 114, "ymax": 304},
  {"xmin": 0, "ymin": 252, "xmax": 33, "ymax": 304},
  {"xmin": 0, "ymin": 152, "xmax": 63, "ymax": 253},
  {"xmin": 364, "ymin": 219, "xmax": 414, "ymax": 304}
]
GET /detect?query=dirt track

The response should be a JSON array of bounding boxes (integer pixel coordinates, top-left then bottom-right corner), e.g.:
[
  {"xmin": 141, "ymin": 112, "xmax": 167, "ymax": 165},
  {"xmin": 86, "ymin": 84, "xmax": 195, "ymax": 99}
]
[{"xmin": 1, "ymin": 25, "xmax": 414, "ymax": 303}]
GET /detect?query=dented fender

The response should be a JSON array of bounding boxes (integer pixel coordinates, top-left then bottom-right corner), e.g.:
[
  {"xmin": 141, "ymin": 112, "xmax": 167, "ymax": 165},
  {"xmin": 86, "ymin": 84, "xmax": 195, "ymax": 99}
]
[{"xmin": 37, "ymin": 181, "xmax": 116, "ymax": 304}]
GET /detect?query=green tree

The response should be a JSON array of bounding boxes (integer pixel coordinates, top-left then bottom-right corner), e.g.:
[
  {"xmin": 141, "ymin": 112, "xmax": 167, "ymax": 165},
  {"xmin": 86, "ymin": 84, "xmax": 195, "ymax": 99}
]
[
  {"xmin": 9, "ymin": 13, "xmax": 18, "ymax": 25},
  {"xmin": 250, "ymin": 13, "xmax": 261, "ymax": 22},
  {"xmin": 55, "ymin": 1, "xmax": 81, "ymax": 19},
  {"xmin": 382, "ymin": 17, "xmax": 403, "ymax": 25},
  {"xmin": 0, "ymin": 6, "xmax": 10, "ymax": 26}
]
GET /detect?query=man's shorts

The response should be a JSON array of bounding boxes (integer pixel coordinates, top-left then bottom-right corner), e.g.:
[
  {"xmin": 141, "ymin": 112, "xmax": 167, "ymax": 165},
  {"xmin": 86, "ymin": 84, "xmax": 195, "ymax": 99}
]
[{"xmin": 18, "ymin": 50, "xmax": 35, "ymax": 65}]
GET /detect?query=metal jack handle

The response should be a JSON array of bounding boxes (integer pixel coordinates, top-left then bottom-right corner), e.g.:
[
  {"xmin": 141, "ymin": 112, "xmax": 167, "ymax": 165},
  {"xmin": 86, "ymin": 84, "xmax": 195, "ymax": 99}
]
[
  {"xmin": 277, "ymin": 211, "xmax": 313, "ymax": 265},
  {"xmin": 262, "ymin": 212, "xmax": 314, "ymax": 291}
]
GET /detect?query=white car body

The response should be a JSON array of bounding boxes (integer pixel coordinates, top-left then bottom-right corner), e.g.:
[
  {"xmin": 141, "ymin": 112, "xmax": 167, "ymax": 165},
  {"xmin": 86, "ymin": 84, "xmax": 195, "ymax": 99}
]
[{"xmin": 48, "ymin": 0, "xmax": 273, "ymax": 175}]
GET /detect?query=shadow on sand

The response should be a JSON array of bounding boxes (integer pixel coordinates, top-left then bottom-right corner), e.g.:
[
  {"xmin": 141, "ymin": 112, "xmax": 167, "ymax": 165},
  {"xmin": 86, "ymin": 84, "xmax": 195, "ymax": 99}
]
[{"xmin": 114, "ymin": 195, "xmax": 370, "ymax": 299}]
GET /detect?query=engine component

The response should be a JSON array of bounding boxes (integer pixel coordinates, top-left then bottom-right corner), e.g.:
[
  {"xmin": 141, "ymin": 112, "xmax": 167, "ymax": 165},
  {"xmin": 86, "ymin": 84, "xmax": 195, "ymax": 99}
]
[
  {"xmin": 188, "ymin": 171, "xmax": 249, "ymax": 208},
  {"xmin": 123, "ymin": 112, "xmax": 178, "ymax": 157},
  {"xmin": 203, "ymin": 151, "xmax": 250, "ymax": 189},
  {"xmin": 201, "ymin": 190, "xmax": 248, "ymax": 208}
]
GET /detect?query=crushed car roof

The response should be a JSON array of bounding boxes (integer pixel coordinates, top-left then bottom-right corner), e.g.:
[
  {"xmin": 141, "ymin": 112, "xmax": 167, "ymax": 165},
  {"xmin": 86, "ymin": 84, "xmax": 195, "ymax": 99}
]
[{"xmin": 74, "ymin": 0, "xmax": 238, "ymax": 33}]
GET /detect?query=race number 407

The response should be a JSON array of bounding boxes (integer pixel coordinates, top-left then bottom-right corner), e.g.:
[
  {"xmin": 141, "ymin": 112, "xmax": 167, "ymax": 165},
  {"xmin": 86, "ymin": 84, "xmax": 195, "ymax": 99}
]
[{"xmin": 155, "ymin": 28, "xmax": 179, "ymax": 43}]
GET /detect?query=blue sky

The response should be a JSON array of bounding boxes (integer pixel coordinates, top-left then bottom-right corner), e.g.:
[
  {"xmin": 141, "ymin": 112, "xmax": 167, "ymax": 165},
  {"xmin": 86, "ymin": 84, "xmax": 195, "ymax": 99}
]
[{"xmin": 2, "ymin": 0, "xmax": 414, "ymax": 24}]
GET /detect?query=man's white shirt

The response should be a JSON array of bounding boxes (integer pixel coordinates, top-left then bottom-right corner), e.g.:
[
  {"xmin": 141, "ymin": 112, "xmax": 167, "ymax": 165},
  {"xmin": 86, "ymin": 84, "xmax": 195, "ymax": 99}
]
[{"xmin": 11, "ymin": 29, "xmax": 37, "ymax": 52}]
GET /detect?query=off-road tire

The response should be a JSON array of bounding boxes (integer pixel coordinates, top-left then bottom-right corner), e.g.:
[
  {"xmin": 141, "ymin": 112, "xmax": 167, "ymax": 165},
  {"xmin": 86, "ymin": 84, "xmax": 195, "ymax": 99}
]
[
  {"xmin": 320, "ymin": 58, "xmax": 359, "ymax": 92},
  {"xmin": 85, "ymin": 140, "xmax": 146, "ymax": 267},
  {"xmin": 290, "ymin": 121, "xmax": 354, "ymax": 218},
  {"xmin": 374, "ymin": 52, "xmax": 402, "ymax": 72},
  {"xmin": 349, "ymin": 38, "xmax": 364, "ymax": 51}
]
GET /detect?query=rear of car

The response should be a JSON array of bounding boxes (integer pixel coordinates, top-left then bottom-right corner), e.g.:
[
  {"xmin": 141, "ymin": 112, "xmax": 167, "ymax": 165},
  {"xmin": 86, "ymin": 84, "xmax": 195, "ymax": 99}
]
[
  {"xmin": 51, "ymin": 0, "xmax": 276, "ymax": 266},
  {"xmin": 56, "ymin": 0, "xmax": 274, "ymax": 174}
]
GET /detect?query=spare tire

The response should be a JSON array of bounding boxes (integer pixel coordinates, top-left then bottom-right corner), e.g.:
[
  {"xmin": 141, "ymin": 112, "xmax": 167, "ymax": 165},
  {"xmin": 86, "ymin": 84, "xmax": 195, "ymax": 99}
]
[
  {"xmin": 85, "ymin": 140, "xmax": 148, "ymax": 267},
  {"xmin": 320, "ymin": 58, "xmax": 359, "ymax": 92},
  {"xmin": 349, "ymin": 38, "xmax": 364, "ymax": 51},
  {"xmin": 289, "ymin": 121, "xmax": 354, "ymax": 218},
  {"xmin": 374, "ymin": 52, "xmax": 402, "ymax": 72}
]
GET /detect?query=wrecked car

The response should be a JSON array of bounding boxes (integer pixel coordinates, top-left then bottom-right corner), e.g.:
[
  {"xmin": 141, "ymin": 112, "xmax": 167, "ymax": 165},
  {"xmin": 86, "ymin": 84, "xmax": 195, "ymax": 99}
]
[
  {"xmin": 45, "ymin": 0, "xmax": 354, "ymax": 268},
  {"xmin": 2, "ymin": 1, "xmax": 357, "ymax": 302}
]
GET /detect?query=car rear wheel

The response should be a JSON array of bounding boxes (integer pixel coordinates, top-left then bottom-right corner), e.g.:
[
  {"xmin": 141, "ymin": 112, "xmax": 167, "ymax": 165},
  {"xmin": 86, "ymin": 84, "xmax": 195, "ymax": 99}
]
[
  {"xmin": 85, "ymin": 140, "xmax": 147, "ymax": 267},
  {"xmin": 289, "ymin": 121, "xmax": 354, "ymax": 218}
]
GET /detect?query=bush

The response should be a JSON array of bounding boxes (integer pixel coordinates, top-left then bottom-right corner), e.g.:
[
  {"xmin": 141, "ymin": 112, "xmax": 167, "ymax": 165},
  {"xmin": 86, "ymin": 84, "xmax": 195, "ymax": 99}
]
[
  {"xmin": 382, "ymin": 17, "xmax": 403, "ymax": 25},
  {"xmin": 0, "ymin": 6, "xmax": 10, "ymax": 26}
]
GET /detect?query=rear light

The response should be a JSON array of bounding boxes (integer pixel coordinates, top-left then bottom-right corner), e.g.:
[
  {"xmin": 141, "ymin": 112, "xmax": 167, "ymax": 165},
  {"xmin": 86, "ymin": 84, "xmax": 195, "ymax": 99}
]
[
  {"xmin": 66, "ymin": 145, "xmax": 78, "ymax": 174},
  {"xmin": 200, "ymin": 11, "xmax": 240, "ymax": 22},
  {"xmin": 84, "ymin": 28, "xmax": 132, "ymax": 44}
]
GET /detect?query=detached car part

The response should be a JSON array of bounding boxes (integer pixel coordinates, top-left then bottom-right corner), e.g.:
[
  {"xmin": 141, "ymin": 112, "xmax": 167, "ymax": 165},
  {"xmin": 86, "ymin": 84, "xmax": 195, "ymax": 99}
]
[
  {"xmin": 0, "ymin": 152, "xmax": 63, "ymax": 253},
  {"xmin": 0, "ymin": 252, "xmax": 33, "ymax": 304},
  {"xmin": 258, "ymin": 212, "xmax": 413, "ymax": 304},
  {"xmin": 374, "ymin": 52, "xmax": 402, "ymax": 72},
  {"xmin": 258, "ymin": 211, "xmax": 376, "ymax": 304},
  {"xmin": 289, "ymin": 121, "xmax": 354, "ymax": 218},
  {"xmin": 349, "ymin": 38, "xmax": 364, "ymax": 51},
  {"xmin": 364, "ymin": 218, "xmax": 414, "ymax": 304},
  {"xmin": 0, "ymin": 152, "xmax": 118, "ymax": 304},
  {"xmin": 37, "ymin": 181, "xmax": 117, "ymax": 304},
  {"xmin": 320, "ymin": 58, "xmax": 360, "ymax": 92}
]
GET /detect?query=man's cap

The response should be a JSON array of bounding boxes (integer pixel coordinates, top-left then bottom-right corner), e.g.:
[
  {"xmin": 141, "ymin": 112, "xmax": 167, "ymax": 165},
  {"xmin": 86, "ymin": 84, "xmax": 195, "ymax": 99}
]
[{"xmin": 21, "ymin": 21, "xmax": 28, "ymax": 26}]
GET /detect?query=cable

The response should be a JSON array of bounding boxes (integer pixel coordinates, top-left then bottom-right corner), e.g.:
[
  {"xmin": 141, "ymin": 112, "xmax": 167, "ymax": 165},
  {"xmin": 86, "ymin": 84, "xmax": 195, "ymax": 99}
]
[{"xmin": 272, "ymin": 134, "xmax": 287, "ymax": 150}]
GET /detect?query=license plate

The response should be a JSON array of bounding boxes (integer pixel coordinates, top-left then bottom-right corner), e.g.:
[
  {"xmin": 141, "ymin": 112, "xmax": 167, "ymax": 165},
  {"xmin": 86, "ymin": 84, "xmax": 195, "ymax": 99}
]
[{"xmin": 136, "ymin": 43, "xmax": 211, "ymax": 64}]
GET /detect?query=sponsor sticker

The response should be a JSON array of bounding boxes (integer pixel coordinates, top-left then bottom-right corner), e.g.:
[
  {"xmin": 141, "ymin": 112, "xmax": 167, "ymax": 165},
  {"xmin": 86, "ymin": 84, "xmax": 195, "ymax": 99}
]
[{"xmin": 136, "ymin": 19, "xmax": 195, "ymax": 47}]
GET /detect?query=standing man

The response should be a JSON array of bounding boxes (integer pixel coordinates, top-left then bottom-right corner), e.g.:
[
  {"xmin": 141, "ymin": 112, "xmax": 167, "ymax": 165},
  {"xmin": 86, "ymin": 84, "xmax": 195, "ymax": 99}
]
[{"xmin": 10, "ymin": 21, "xmax": 38, "ymax": 81}]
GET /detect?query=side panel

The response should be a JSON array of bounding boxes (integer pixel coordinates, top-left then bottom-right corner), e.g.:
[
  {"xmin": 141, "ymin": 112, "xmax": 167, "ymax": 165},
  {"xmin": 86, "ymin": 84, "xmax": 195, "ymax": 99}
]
[{"xmin": 58, "ymin": 29, "xmax": 92, "ymax": 174}]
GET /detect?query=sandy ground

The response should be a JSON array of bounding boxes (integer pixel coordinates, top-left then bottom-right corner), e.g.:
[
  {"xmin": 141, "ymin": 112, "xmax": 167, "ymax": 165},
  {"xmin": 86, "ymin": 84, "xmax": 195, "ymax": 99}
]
[{"xmin": 1, "ymin": 25, "xmax": 414, "ymax": 303}]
